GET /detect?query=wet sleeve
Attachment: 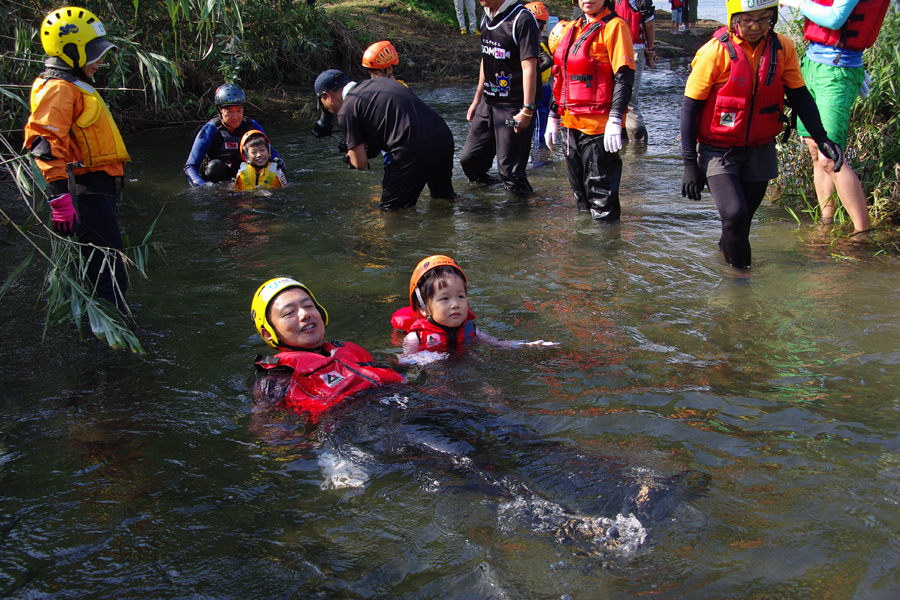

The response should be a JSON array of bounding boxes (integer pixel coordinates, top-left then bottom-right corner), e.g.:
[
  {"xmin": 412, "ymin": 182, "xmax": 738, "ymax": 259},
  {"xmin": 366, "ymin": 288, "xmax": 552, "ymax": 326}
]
[
  {"xmin": 680, "ymin": 96, "xmax": 704, "ymax": 163},
  {"xmin": 785, "ymin": 85, "xmax": 828, "ymax": 143},
  {"xmin": 250, "ymin": 120, "xmax": 281, "ymax": 160},
  {"xmin": 184, "ymin": 123, "xmax": 216, "ymax": 187},
  {"xmin": 611, "ymin": 67, "xmax": 635, "ymax": 120},
  {"xmin": 796, "ymin": 0, "xmax": 860, "ymax": 30}
]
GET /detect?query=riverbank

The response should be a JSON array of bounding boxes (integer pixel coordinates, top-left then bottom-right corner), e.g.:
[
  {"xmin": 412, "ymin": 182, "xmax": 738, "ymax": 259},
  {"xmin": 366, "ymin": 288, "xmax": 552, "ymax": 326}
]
[{"xmin": 222, "ymin": 4, "xmax": 722, "ymax": 127}]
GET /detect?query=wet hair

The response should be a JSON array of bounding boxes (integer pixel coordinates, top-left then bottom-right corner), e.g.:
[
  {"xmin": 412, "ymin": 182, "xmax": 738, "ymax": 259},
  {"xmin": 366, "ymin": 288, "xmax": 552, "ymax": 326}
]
[{"xmin": 413, "ymin": 265, "xmax": 467, "ymax": 314}]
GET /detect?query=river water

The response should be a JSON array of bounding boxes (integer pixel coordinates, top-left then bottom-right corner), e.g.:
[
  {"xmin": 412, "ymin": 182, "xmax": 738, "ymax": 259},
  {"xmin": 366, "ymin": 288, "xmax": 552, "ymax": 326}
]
[{"xmin": 2, "ymin": 63, "xmax": 900, "ymax": 599}]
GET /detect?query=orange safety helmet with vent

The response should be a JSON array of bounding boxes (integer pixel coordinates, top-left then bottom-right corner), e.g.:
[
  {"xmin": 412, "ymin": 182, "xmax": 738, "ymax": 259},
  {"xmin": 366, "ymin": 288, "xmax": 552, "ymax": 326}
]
[
  {"xmin": 525, "ymin": 2, "xmax": 549, "ymax": 22},
  {"xmin": 408, "ymin": 255, "xmax": 468, "ymax": 311},
  {"xmin": 362, "ymin": 41, "xmax": 400, "ymax": 69},
  {"xmin": 240, "ymin": 129, "xmax": 270, "ymax": 161}
]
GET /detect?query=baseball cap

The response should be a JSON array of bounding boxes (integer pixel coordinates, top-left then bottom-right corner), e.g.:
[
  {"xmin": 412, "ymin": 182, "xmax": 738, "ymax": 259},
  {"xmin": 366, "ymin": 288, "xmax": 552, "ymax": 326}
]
[{"xmin": 314, "ymin": 69, "xmax": 349, "ymax": 109}]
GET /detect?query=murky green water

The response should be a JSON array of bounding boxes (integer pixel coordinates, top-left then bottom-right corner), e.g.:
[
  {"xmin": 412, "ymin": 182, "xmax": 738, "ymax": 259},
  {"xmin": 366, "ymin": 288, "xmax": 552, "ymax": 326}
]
[{"xmin": 2, "ymin": 63, "xmax": 900, "ymax": 598}]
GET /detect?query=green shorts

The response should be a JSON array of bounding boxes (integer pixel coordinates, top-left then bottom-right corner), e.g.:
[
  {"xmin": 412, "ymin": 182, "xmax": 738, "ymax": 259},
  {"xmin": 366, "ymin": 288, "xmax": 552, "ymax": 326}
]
[{"xmin": 797, "ymin": 57, "xmax": 865, "ymax": 147}]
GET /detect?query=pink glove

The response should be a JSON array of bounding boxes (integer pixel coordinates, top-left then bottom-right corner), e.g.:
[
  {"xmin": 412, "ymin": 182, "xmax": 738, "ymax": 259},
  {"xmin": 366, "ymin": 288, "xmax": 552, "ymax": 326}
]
[{"xmin": 48, "ymin": 193, "xmax": 78, "ymax": 236}]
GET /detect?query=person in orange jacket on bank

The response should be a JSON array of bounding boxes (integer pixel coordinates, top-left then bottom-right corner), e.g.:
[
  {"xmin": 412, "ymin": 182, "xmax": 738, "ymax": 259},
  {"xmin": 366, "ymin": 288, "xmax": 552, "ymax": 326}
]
[{"xmin": 25, "ymin": 6, "xmax": 131, "ymax": 310}]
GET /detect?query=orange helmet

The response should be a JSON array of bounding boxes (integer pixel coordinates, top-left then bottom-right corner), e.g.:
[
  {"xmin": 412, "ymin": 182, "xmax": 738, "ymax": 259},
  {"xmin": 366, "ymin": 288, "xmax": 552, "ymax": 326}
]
[
  {"xmin": 525, "ymin": 2, "xmax": 549, "ymax": 22},
  {"xmin": 409, "ymin": 255, "xmax": 467, "ymax": 311},
  {"xmin": 240, "ymin": 129, "xmax": 270, "ymax": 160},
  {"xmin": 362, "ymin": 41, "xmax": 399, "ymax": 69}
]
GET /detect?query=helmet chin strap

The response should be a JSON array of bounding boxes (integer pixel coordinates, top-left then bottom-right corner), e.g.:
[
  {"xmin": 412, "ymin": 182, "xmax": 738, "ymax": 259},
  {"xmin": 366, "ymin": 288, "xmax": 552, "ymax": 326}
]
[{"xmin": 415, "ymin": 287, "xmax": 430, "ymax": 318}]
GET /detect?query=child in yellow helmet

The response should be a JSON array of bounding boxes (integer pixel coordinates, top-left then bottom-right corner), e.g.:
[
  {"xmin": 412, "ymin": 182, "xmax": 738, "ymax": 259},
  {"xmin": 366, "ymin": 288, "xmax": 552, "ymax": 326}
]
[
  {"xmin": 25, "ymin": 6, "xmax": 130, "ymax": 310},
  {"xmin": 680, "ymin": 0, "xmax": 843, "ymax": 269}
]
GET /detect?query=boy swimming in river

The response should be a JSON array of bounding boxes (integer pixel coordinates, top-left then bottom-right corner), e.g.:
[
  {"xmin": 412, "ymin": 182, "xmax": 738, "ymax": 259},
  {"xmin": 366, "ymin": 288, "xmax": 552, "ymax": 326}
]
[
  {"xmin": 391, "ymin": 255, "xmax": 556, "ymax": 361},
  {"xmin": 252, "ymin": 277, "xmax": 404, "ymax": 421},
  {"xmin": 234, "ymin": 130, "xmax": 287, "ymax": 191}
]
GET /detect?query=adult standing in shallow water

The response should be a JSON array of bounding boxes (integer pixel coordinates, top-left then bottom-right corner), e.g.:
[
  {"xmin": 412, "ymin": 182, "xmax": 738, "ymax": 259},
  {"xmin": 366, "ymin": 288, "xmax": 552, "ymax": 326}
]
[
  {"xmin": 777, "ymin": 0, "xmax": 887, "ymax": 235},
  {"xmin": 183, "ymin": 83, "xmax": 283, "ymax": 187},
  {"xmin": 545, "ymin": 0, "xmax": 635, "ymax": 221},
  {"xmin": 25, "ymin": 6, "xmax": 131, "ymax": 310},
  {"xmin": 460, "ymin": 0, "xmax": 541, "ymax": 194},
  {"xmin": 680, "ymin": 0, "xmax": 844, "ymax": 269},
  {"xmin": 314, "ymin": 69, "xmax": 456, "ymax": 210}
]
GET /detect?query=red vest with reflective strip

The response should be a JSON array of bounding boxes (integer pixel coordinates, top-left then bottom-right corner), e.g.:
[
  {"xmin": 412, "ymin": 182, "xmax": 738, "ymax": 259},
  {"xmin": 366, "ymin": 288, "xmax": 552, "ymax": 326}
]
[
  {"xmin": 255, "ymin": 341, "xmax": 403, "ymax": 418},
  {"xmin": 615, "ymin": 0, "xmax": 644, "ymax": 45},
  {"xmin": 552, "ymin": 16, "xmax": 616, "ymax": 115},
  {"xmin": 697, "ymin": 28, "xmax": 785, "ymax": 148},
  {"xmin": 803, "ymin": 0, "xmax": 889, "ymax": 51}
]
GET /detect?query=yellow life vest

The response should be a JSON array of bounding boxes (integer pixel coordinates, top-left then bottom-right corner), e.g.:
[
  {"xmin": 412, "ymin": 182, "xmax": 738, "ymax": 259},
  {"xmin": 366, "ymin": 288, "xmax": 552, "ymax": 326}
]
[
  {"xmin": 235, "ymin": 162, "xmax": 283, "ymax": 190},
  {"xmin": 29, "ymin": 77, "xmax": 130, "ymax": 169}
]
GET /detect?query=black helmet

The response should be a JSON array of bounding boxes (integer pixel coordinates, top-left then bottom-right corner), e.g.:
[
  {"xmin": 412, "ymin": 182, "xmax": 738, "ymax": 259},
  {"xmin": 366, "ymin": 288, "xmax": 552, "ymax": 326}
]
[{"xmin": 215, "ymin": 83, "xmax": 245, "ymax": 107}]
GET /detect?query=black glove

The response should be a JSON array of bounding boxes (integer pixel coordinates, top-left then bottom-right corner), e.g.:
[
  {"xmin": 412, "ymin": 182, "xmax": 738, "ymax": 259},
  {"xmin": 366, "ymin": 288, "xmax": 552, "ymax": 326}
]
[
  {"xmin": 272, "ymin": 156, "xmax": 286, "ymax": 172},
  {"xmin": 813, "ymin": 133, "xmax": 844, "ymax": 173},
  {"xmin": 337, "ymin": 139, "xmax": 348, "ymax": 154},
  {"xmin": 682, "ymin": 161, "xmax": 706, "ymax": 201}
]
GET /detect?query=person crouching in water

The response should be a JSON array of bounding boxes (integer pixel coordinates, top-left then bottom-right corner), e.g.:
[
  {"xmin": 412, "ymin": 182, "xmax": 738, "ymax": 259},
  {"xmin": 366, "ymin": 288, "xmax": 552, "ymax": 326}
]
[
  {"xmin": 680, "ymin": 0, "xmax": 843, "ymax": 269},
  {"xmin": 391, "ymin": 256, "xmax": 556, "ymax": 359},
  {"xmin": 544, "ymin": 0, "xmax": 636, "ymax": 222},
  {"xmin": 234, "ymin": 131, "xmax": 287, "ymax": 191},
  {"xmin": 252, "ymin": 277, "xmax": 404, "ymax": 422}
]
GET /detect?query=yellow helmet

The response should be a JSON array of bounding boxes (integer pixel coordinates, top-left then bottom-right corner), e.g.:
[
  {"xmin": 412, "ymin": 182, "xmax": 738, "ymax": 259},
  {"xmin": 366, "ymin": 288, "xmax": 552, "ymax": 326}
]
[
  {"xmin": 251, "ymin": 277, "xmax": 329, "ymax": 349},
  {"xmin": 40, "ymin": 6, "xmax": 116, "ymax": 69},
  {"xmin": 726, "ymin": 0, "xmax": 778, "ymax": 29},
  {"xmin": 362, "ymin": 41, "xmax": 399, "ymax": 69}
]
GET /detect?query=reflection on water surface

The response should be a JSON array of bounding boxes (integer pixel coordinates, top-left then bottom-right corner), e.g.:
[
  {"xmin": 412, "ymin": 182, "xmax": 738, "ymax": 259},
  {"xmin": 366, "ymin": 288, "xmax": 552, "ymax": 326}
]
[{"xmin": 2, "ymin": 66, "xmax": 899, "ymax": 598}]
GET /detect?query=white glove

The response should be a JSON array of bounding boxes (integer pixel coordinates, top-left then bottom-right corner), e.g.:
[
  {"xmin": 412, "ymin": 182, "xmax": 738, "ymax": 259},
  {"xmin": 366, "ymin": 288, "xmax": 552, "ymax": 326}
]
[
  {"xmin": 604, "ymin": 116, "xmax": 622, "ymax": 153},
  {"xmin": 544, "ymin": 115, "xmax": 559, "ymax": 151},
  {"xmin": 778, "ymin": 0, "xmax": 802, "ymax": 8},
  {"xmin": 859, "ymin": 70, "xmax": 872, "ymax": 98}
]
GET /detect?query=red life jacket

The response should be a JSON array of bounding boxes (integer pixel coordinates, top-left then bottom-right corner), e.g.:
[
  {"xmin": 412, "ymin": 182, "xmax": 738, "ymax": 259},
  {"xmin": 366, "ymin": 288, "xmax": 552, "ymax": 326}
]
[
  {"xmin": 552, "ymin": 15, "xmax": 617, "ymax": 115},
  {"xmin": 697, "ymin": 28, "xmax": 786, "ymax": 148},
  {"xmin": 255, "ymin": 341, "xmax": 403, "ymax": 418},
  {"xmin": 803, "ymin": 0, "xmax": 889, "ymax": 51},
  {"xmin": 391, "ymin": 306, "xmax": 478, "ymax": 352},
  {"xmin": 615, "ymin": 0, "xmax": 645, "ymax": 45}
]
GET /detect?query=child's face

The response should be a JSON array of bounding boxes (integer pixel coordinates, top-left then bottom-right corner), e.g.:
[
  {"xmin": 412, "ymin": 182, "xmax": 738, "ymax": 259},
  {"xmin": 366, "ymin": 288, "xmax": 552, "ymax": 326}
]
[
  {"xmin": 264, "ymin": 288, "xmax": 325, "ymax": 349},
  {"xmin": 424, "ymin": 273, "xmax": 469, "ymax": 329},
  {"xmin": 733, "ymin": 9, "xmax": 772, "ymax": 44},
  {"xmin": 246, "ymin": 143, "xmax": 270, "ymax": 168}
]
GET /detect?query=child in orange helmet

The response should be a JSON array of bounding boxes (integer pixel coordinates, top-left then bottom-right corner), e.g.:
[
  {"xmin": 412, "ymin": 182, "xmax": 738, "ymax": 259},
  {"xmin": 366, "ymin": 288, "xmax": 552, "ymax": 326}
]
[
  {"xmin": 391, "ymin": 256, "xmax": 556, "ymax": 362},
  {"xmin": 234, "ymin": 130, "xmax": 287, "ymax": 191}
]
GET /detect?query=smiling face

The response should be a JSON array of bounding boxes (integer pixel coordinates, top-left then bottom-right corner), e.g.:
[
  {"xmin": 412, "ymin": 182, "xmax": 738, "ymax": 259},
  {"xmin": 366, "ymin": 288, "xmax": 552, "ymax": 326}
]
[
  {"xmin": 245, "ymin": 142, "xmax": 270, "ymax": 168},
  {"xmin": 218, "ymin": 105, "xmax": 244, "ymax": 132},
  {"xmin": 263, "ymin": 288, "xmax": 326, "ymax": 349},
  {"xmin": 423, "ymin": 273, "xmax": 469, "ymax": 329}
]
